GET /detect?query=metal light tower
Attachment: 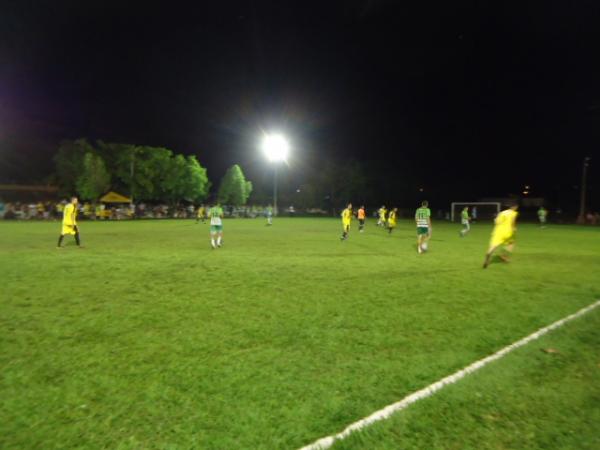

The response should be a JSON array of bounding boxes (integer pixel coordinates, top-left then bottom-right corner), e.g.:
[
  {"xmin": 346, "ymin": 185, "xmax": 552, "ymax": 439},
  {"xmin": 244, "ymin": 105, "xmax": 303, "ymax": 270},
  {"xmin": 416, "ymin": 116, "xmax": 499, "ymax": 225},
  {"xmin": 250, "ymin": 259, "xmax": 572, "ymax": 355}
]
[
  {"xmin": 262, "ymin": 134, "xmax": 289, "ymax": 216},
  {"xmin": 577, "ymin": 156, "xmax": 591, "ymax": 224}
]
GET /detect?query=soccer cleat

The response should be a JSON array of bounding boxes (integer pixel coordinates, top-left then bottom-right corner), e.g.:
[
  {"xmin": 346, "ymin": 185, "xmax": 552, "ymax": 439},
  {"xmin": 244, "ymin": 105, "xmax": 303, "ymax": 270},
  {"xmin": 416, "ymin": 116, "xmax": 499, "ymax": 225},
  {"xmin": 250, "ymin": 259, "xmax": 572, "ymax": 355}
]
[{"xmin": 483, "ymin": 254, "xmax": 491, "ymax": 268}]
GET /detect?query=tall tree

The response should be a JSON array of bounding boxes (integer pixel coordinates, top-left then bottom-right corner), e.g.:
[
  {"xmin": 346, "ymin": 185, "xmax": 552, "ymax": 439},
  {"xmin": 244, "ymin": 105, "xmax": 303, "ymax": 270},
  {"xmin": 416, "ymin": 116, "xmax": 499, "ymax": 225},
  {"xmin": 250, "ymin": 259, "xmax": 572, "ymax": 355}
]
[
  {"xmin": 54, "ymin": 139, "xmax": 95, "ymax": 196},
  {"xmin": 218, "ymin": 164, "xmax": 252, "ymax": 205},
  {"xmin": 183, "ymin": 155, "xmax": 211, "ymax": 202},
  {"xmin": 76, "ymin": 153, "xmax": 111, "ymax": 201},
  {"xmin": 155, "ymin": 154, "xmax": 210, "ymax": 204}
]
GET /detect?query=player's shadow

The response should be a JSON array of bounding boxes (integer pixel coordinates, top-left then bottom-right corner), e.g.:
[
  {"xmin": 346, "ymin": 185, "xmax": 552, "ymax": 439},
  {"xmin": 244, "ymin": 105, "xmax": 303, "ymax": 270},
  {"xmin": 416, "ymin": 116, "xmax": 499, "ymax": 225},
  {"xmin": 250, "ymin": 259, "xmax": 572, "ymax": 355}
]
[{"xmin": 488, "ymin": 255, "xmax": 510, "ymax": 266}]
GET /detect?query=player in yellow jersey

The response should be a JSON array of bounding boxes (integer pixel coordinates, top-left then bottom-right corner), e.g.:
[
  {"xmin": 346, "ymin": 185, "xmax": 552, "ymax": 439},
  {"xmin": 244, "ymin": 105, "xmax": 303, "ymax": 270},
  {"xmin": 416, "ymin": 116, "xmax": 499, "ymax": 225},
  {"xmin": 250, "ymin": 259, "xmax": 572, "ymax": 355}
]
[
  {"xmin": 377, "ymin": 205, "xmax": 387, "ymax": 227},
  {"xmin": 483, "ymin": 203, "xmax": 518, "ymax": 268},
  {"xmin": 387, "ymin": 207, "xmax": 398, "ymax": 234},
  {"xmin": 340, "ymin": 203, "xmax": 353, "ymax": 240},
  {"xmin": 196, "ymin": 204, "xmax": 206, "ymax": 224},
  {"xmin": 57, "ymin": 196, "xmax": 82, "ymax": 248}
]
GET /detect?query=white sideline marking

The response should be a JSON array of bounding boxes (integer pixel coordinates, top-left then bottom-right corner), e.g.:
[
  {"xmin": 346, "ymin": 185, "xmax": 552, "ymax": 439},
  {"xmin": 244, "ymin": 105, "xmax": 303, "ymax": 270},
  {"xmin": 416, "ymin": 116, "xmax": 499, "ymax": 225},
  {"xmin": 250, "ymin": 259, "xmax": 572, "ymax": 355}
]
[{"xmin": 299, "ymin": 299, "xmax": 600, "ymax": 450}]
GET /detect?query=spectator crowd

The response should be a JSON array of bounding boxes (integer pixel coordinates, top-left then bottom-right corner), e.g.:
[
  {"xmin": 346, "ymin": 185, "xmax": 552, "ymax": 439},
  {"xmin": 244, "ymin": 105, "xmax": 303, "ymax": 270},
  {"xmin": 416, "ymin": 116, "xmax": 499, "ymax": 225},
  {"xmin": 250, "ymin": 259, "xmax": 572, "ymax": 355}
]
[{"xmin": 0, "ymin": 201, "xmax": 321, "ymax": 221}]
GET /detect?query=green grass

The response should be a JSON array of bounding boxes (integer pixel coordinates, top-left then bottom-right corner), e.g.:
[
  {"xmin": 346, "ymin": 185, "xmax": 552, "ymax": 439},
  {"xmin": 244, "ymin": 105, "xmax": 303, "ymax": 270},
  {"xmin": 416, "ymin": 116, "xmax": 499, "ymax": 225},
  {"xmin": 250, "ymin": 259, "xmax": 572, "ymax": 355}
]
[
  {"xmin": 1, "ymin": 218, "xmax": 599, "ymax": 449},
  {"xmin": 332, "ymin": 305, "xmax": 600, "ymax": 450}
]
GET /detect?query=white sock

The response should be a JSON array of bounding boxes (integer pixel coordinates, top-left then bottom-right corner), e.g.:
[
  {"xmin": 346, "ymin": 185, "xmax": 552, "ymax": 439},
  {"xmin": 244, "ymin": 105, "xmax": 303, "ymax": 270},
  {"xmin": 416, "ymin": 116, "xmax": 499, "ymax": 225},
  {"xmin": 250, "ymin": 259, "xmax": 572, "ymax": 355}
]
[
  {"xmin": 217, "ymin": 236, "xmax": 222, "ymax": 245},
  {"xmin": 211, "ymin": 239, "xmax": 216, "ymax": 248}
]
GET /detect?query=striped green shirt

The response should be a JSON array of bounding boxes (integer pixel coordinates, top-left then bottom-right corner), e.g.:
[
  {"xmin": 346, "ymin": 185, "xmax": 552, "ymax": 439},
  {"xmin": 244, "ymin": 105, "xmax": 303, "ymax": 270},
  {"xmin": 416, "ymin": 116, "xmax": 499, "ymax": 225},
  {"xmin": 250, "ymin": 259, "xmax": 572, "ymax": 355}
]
[
  {"xmin": 415, "ymin": 207, "xmax": 431, "ymax": 227},
  {"xmin": 209, "ymin": 206, "xmax": 223, "ymax": 225}
]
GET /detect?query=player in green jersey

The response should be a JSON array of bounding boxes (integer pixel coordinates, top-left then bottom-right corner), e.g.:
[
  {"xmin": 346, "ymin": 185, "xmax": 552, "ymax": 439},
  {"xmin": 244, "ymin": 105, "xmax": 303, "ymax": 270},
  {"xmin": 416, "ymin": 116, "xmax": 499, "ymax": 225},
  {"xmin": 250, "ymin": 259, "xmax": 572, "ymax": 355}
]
[
  {"xmin": 415, "ymin": 200, "xmax": 431, "ymax": 253},
  {"xmin": 459, "ymin": 206, "xmax": 470, "ymax": 237},
  {"xmin": 537, "ymin": 206, "xmax": 548, "ymax": 228},
  {"xmin": 208, "ymin": 204, "xmax": 224, "ymax": 249},
  {"xmin": 266, "ymin": 205, "xmax": 273, "ymax": 226}
]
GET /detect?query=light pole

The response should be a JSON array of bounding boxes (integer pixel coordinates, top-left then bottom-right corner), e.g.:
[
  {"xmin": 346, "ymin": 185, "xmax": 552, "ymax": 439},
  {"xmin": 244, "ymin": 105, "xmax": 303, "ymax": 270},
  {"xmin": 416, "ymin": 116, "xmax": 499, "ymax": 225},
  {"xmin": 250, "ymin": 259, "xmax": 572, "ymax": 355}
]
[
  {"xmin": 577, "ymin": 156, "xmax": 591, "ymax": 224},
  {"xmin": 262, "ymin": 134, "xmax": 289, "ymax": 216}
]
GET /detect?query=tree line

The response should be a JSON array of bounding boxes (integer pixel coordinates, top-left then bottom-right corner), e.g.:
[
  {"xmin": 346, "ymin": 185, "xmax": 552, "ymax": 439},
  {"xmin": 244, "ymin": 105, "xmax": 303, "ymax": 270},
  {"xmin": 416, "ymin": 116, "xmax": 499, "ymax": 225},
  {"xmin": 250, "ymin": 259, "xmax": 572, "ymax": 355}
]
[{"xmin": 53, "ymin": 139, "xmax": 252, "ymax": 205}]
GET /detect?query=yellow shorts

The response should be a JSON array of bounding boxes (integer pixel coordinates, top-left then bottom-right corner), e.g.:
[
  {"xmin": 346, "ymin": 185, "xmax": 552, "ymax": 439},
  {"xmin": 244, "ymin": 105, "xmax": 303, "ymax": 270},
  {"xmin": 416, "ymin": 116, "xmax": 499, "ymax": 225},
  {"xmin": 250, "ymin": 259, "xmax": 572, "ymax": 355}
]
[
  {"xmin": 61, "ymin": 224, "xmax": 77, "ymax": 235},
  {"xmin": 342, "ymin": 221, "xmax": 351, "ymax": 230},
  {"xmin": 490, "ymin": 231, "xmax": 513, "ymax": 248}
]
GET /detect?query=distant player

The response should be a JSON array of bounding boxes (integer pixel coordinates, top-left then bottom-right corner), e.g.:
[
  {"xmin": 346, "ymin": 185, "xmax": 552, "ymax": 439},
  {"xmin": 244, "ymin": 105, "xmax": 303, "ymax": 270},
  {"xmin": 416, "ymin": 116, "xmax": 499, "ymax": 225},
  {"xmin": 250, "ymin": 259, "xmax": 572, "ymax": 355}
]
[
  {"xmin": 196, "ymin": 204, "xmax": 206, "ymax": 224},
  {"xmin": 57, "ymin": 196, "xmax": 82, "ymax": 248},
  {"xmin": 357, "ymin": 205, "xmax": 366, "ymax": 232},
  {"xmin": 266, "ymin": 205, "xmax": 273, "ymax": 226},
  {"xmin": 415, "ymin": 200, "xmax": 431, "ymax": 253},
  {"xmin": 483, "ymin": 203, "xmax": 519, "ymax": 268},
  {"xmin": 377, "ymin": 205, "xmax": 387, "ymax": 227},
  {"xmin": 387, "ymin": 207, "xmax": 398, "ymax": 234},
  {"xmin": 459, "ymin": 206, "xmax": 470, "ymax": 237},
  {"xmin": 340, "ymin": 203, "xmax": 353, "ymax": 240},
  {"xmin": 208, "ymin": 203, "xmax": 224, "ymax": 249},
  {"xmin": 537, "ymin": 206, "xmax": 548, "ymax": 228}
]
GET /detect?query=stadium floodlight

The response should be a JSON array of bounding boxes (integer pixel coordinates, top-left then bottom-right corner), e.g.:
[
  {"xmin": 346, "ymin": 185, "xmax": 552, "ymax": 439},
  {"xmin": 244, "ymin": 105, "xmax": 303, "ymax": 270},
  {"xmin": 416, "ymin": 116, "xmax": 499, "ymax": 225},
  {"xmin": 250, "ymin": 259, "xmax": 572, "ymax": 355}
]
[
  {"xmin": 261, "ymin": 133, "xmax": 290, "ymax": 217},
  {"xmin": 262, "ymin": 134, "xmax": 289, "ymax": 162}
]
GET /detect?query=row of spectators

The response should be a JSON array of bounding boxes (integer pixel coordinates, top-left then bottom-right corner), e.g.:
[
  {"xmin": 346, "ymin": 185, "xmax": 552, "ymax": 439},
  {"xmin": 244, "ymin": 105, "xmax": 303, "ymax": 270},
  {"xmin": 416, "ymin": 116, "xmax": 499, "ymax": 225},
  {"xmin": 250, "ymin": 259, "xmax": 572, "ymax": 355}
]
[
  {"xmin": 0, "ymin": 201, "xmax": 316, "ymax": 220},
  {"xmin": 1, "ymin": 200, "xmax": 599, "ymax": 224}
]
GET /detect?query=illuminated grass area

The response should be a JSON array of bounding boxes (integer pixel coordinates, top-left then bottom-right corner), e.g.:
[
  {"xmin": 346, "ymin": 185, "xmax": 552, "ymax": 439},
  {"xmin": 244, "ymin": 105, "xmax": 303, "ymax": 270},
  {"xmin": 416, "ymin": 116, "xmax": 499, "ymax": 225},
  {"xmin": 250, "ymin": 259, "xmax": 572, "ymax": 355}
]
[{"xmin": 1, "ymin": 218, "xmax": 599, "ymax": 449}]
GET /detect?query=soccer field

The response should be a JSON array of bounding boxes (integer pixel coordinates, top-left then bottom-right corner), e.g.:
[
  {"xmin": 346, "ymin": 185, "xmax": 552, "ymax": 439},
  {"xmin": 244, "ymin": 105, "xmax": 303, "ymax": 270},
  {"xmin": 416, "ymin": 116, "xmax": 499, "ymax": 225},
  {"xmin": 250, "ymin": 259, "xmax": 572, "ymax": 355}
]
[{"xmin": 1, "ymin": 218, "xmax": 599, "ymax": 449}]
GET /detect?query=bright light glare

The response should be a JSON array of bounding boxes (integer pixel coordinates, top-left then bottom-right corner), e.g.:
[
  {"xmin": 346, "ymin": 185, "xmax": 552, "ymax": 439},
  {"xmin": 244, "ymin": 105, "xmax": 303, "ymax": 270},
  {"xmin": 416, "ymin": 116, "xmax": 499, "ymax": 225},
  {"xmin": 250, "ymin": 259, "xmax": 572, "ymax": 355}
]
[{"xmin": 262, "ymin": 134, "xmax": 289, "ymax": 162}]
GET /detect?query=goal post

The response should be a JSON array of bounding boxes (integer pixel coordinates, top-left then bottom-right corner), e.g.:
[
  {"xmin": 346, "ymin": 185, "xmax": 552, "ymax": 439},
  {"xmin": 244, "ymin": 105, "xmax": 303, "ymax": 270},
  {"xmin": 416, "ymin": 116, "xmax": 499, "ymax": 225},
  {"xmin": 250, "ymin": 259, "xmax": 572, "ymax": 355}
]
[{"xmin": 450, "ymin": 202, "xmax": 501, "ymax": 222}]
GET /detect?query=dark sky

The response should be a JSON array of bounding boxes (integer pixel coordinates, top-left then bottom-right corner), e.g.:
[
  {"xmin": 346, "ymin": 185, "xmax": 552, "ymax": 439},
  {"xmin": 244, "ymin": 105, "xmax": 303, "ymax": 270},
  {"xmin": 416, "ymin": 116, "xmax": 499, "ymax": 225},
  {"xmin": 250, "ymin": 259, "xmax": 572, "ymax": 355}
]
[{"xmin": 1, "ymin": 1, "xmax": 599, "ymax": 209}]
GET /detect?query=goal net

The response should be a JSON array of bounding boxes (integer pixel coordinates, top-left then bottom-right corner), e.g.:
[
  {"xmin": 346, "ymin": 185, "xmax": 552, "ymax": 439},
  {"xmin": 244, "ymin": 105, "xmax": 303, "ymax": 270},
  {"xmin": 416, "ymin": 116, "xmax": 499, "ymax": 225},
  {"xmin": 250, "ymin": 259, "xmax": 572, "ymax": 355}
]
[{"xmin": 450, "ymin": 202, "xmax": 501, "ymax": 222}]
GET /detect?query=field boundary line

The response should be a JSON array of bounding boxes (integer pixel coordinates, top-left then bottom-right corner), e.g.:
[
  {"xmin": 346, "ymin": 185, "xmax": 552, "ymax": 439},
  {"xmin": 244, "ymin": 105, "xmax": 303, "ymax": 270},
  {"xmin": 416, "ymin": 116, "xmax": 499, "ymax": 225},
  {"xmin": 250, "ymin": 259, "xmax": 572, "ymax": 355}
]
[{"xmin": 299, "ymin": 299, "xmax": 600, "ymax": 450}]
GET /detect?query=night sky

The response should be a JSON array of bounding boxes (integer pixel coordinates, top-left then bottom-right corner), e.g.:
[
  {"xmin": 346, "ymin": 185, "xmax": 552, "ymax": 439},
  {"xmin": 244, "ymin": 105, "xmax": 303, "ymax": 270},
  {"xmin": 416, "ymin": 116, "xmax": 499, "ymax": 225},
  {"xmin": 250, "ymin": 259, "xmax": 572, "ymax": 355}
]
[{"xmin": 1, "ymin": 1, "xmax": 598, "ymax": 210}]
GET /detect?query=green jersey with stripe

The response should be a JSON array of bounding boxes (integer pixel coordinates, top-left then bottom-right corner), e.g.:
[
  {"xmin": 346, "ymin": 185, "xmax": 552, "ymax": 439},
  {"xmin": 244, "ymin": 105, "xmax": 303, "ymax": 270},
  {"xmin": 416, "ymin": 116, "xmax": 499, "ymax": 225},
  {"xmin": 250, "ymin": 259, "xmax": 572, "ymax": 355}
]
[
  {"xmin": 415, "ymin": 207, "xmax": 431, "ymax": 228},
  {"xmin": 461, "ymin": 209, "xmax": 469, "ymax": 223},
  {"xmin": 209, "ymin": 206, "xmax": 223, "ymax": 225}
]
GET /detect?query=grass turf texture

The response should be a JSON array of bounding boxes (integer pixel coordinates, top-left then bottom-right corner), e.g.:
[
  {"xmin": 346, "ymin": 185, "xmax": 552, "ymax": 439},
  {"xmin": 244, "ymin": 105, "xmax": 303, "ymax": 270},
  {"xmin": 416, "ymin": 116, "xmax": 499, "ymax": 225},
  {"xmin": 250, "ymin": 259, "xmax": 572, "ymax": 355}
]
[
  {"xmin": 1, "ymin": 218, "xmax": 599, "ymax": 449},
  {"xmin": 331, "ymin": 305, "xmax": 600, "ymax": 450}
]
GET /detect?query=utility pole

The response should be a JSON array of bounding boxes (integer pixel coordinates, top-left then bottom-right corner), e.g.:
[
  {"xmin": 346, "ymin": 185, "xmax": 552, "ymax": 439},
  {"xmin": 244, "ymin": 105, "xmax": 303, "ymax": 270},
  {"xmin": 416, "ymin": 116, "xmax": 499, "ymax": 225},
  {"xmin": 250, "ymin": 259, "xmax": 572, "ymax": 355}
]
[
  {"xmin": 273, "ymin": 164, "xmax": 278, "ymax": 216},
  {"xmin": 130, "ymin": 148, "xmax": 135, "ymax": 205},
  {"xmin": 577, "ymin": 156, "xmax": 591, "ymax": 224}
]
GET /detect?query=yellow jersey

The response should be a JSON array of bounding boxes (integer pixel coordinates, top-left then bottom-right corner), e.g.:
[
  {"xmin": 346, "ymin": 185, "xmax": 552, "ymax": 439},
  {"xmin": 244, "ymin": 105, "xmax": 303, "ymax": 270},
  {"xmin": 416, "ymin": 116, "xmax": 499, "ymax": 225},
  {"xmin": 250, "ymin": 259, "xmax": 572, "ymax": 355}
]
[
  {"xmin": 341, "ymin": 208, "xmax": 352, "ymax": 223},
  {"xmin": 490, "ymin": 209, "xmax": 518, "ymax": 247},
  {"xmin": 63, "ymin": 203, "xmax": 77, "ymax": 226},
  {"xmin": 61, "ymin": 203, "xmax": 78, "ymax": 235},
  {"xmin": 493, "ymin": 209, "xmax": 517, "ymax": 234},
  {"xmin": 388, "ymin": 211, "xmax": 397, "ymax": 226}
]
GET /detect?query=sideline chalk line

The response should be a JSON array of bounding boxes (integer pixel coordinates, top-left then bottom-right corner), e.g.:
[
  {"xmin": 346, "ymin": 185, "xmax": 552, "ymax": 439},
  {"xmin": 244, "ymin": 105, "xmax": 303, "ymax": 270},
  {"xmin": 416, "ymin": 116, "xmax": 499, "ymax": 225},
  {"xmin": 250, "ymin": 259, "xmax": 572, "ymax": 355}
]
[{"xmin": 299, "ymin": 299, "xmax": 600, "ymax": 450}]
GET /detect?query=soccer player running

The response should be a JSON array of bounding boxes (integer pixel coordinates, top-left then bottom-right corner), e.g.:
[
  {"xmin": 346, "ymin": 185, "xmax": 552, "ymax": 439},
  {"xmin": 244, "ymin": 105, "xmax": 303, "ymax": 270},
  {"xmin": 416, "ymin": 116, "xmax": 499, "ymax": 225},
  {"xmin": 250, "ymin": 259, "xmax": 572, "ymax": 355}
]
[
  {"xmin": 387, "ymin": 207, "xmax": 398, "ymax": 235},
  {"xmin": 266, "ymin": 205, "xmax": 273, "ymax": 226},
  {"xmin": 537, "ymin": 206, "xmax": 548, "ymax": 228},
  {"xmin": 483, "ymin": 203, "xmax": 519, "ymax": 268},
  {"xmin": 340, "ymin": 203, "xmax": 353, "ymax": 240},
  {"xmin": 195, "ymin": 204, "xmax": 206, "ymax": 224},
  {"xmin": 57, "ymin": 196, "xmax": 82, "ymax": 248},
  {"xmin": 357, "ymin": 205, "xmax": 366, "ymax": 232},
  {"xmin": 208, "ymin": 203, "xmax": 224, "ymax": 249},
  {"xmin": 459, "ymin": 206, "xmax": 471, "ymax": 237},
  {"xmin": 415, "ymin": 200, "xmax": 431, "ymax": 253},
  {"xmin": 377, "ymin": 205, "xmax": 387, "ymax": 227}
]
